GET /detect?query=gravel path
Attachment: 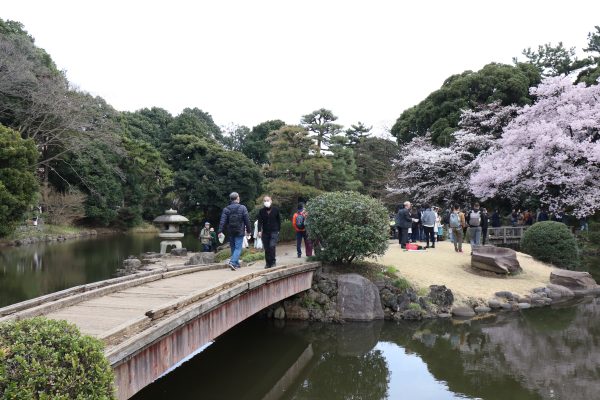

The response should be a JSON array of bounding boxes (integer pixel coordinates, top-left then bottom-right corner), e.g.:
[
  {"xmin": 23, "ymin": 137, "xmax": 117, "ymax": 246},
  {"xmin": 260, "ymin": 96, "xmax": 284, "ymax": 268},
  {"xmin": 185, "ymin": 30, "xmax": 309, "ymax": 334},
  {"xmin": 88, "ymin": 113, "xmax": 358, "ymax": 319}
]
[{"xmin": 377, "ymin": 240, "xmax": 553, "ymax": 305}]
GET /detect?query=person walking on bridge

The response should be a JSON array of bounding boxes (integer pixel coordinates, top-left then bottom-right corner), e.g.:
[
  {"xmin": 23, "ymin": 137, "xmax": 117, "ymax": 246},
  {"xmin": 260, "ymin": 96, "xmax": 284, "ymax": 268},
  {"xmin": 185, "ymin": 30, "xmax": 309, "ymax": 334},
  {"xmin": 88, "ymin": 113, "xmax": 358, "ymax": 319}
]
[
  {"xmin": 293, "ymin": 202, "xmax": 312, "ymax": 258},
  {"xmin": 218, "ymin": 192, "xmax": 251, "ymax": 271},
  {"xmin": 258, "ymin": 195, "xmax": 281, "ymax": 269}
]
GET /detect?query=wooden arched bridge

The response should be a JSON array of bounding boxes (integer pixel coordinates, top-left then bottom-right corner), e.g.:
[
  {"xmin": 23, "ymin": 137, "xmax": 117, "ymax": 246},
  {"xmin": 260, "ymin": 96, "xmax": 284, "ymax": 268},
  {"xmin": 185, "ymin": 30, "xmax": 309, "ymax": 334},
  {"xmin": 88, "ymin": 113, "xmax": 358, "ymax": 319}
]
[{"xmin": 0, "ymin": 259, "xmax": 319, "ymax": 399}]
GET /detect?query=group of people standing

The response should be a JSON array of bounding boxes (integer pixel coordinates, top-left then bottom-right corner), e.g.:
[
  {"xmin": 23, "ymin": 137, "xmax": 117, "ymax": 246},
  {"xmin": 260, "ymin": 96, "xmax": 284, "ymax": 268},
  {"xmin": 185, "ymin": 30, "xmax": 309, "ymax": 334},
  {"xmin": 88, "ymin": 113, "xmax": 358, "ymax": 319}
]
[
  {"xmin": 214, "ymin": 192, "xmax": 312, "ymax": 271},
  {"xmin": 396, "ymin": 201, "xmax": 489, "ymax": 252}
]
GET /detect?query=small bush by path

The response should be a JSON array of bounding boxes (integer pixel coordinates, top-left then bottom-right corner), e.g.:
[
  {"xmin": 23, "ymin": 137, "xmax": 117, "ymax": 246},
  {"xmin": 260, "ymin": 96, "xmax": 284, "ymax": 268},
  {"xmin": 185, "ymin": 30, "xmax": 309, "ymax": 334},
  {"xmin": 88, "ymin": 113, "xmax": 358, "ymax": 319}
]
[
  {"xmin": 306, "ymin": 191, "xmax": 389, "ymax": 264},
  {"xmin": 521, "ymin": 221, "xmax": 580, "ymax": 269}
]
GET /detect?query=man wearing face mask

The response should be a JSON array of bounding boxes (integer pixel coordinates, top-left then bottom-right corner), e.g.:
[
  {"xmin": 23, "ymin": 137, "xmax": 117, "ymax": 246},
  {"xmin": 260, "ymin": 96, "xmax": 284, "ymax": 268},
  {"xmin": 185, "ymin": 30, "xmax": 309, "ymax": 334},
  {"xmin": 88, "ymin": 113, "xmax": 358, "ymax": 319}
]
[{"xmin": 257, "ymin": 195, "xmax": 281, "ymax": 268}]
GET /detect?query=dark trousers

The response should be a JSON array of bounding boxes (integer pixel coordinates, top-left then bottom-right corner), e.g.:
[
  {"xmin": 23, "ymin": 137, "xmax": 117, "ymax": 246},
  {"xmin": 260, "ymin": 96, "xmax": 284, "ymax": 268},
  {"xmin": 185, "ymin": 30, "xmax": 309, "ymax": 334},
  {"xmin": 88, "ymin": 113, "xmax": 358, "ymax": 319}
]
[
  {"xmin": 296, "ymin": 231, "xmax": 312, "ymax": 256},
  {"xmin": 411, "ymin": 224, "xmax": 419, "ymax": 242},
  {"xmin": 399, "ymin": 228, "xmax": 409, "ymax": 247},
  {"xmin": 482, "ymin": 228, "xmax": 488, "ymax": 245},
  {"xmin": 261, "ymin": 231, "xmax": 279, "ymax": 267},
  {"xmin": 424, "ymin": 226, "xmax": 436, "ymax": 247}
]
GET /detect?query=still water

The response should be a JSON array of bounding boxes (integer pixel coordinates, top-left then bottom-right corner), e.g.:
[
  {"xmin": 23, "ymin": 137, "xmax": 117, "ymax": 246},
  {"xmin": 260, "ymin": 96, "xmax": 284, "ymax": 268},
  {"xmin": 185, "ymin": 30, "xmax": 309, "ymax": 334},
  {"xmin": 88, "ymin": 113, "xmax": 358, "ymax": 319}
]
[
  {"xmin": 0, "ymin": 233, "xmax": 202, "ymax": 307},
  {"xmin": 134, "ymin": 300, "xmax": 600, "ymax": 400}
]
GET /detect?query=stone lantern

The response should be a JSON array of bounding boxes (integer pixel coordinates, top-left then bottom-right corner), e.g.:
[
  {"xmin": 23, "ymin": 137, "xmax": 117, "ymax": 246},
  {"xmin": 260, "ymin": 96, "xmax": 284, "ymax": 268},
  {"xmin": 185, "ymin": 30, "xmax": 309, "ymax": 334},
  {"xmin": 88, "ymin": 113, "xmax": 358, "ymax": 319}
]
[{"xmin": 153, "ymin": 209, "xmax": 189, "ymax": 254}]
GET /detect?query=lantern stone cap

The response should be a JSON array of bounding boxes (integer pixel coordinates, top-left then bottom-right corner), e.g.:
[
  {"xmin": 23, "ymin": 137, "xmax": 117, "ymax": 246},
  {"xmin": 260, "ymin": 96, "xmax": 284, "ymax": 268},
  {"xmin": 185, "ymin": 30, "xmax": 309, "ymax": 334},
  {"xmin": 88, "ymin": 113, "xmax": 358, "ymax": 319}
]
[{"xmin": 153, "ymin": 209, "xmax": 189, "ymax": 224}]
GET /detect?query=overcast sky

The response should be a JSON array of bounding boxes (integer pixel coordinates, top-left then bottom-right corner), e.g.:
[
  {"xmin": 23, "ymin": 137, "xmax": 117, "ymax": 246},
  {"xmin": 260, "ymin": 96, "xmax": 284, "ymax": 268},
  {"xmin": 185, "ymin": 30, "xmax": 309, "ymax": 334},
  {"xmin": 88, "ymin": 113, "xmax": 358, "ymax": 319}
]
[{"xmin": 3, "ymin": 1, "xmax": 599, "ymax": 135}]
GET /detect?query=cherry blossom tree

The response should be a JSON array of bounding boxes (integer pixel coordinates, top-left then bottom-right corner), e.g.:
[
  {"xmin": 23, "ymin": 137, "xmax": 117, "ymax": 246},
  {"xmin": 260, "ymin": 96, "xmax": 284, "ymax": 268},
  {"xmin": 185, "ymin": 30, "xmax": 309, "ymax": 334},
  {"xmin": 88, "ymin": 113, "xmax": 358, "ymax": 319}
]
[
  {"xmin": 387, "ymin": 102, "xmax": 517, "ymax": 206},
  {"xmin": 471, "ymin": 77, "xmax": 600, "ymax": 217}
]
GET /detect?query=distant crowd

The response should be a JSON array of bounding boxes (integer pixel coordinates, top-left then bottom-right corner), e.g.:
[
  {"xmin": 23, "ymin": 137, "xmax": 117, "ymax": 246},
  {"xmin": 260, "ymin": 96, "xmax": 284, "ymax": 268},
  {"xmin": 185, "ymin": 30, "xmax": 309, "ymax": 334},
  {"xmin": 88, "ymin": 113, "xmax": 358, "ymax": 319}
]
[{"xmin": 393, "ymin": 201, "xmax": 589, "ymax": 252}]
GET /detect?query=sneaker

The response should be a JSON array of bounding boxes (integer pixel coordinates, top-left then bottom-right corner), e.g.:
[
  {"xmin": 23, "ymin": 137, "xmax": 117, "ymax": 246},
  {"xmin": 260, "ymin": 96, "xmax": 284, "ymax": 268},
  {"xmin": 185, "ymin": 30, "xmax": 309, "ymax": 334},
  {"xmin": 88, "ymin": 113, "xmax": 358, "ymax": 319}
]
[
  {"xmin": 297, "ymin": 254, "xmax": 302, "ymax": 258},
  {"xmin": 459, "ymin": 249, "xmax": 463, "ymax": 253},
  {"xmin": 228, "ymin": 262, "xmax": 237, "ymax": 271}
]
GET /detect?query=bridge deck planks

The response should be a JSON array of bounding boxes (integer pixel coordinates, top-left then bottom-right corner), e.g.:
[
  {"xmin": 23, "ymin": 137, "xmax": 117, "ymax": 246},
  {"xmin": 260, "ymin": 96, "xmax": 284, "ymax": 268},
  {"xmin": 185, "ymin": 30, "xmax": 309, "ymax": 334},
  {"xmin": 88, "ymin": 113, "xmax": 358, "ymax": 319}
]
[{"xmin": 42, "ymin": 264, "xmax": 274, "ymax": 340}]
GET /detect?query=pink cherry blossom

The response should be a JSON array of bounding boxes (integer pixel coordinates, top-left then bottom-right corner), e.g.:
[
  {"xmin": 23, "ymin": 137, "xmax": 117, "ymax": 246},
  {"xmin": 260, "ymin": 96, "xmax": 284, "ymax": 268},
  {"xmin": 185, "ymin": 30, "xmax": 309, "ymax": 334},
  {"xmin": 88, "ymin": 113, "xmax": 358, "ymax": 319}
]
[{"xmin": 471, "ymin": 77, "xmax": 600, "ymax": 217}]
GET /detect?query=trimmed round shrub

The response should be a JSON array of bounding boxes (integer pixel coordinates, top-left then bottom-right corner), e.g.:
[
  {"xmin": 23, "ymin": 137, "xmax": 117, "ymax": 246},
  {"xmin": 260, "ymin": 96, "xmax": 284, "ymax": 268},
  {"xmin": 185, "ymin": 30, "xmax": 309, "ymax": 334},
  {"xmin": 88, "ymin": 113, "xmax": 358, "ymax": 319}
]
[
  {"xmin": 306, "ymin": 191, "xmax": 389, "ymax": 264},
  {"xmin": 0, "ymin": 318, "xmax": 115, "ymax": 399},
  {"xmin": 520, "ymin": 221, "xmax": 580, "ymax": 269}
]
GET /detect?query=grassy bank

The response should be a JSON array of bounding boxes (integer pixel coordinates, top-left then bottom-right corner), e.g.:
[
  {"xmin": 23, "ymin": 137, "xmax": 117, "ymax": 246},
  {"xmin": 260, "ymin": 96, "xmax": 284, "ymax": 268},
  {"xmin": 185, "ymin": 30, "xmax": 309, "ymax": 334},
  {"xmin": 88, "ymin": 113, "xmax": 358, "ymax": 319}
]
[
  {"xmin": 5, "ymin": 224, "xmax": 82, "ymax": 241},
  {"xmin": 127, "ymin": 222, "xmax": 159, "ymax": 234}
]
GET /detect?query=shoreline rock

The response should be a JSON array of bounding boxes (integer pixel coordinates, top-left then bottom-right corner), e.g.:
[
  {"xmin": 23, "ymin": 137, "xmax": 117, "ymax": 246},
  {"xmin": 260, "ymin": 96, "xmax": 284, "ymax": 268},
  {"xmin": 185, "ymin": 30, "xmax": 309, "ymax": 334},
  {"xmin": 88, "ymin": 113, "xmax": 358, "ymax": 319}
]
[{"xmin": 261, "ymin": 264, "xmax": 600, "ymax": 323}]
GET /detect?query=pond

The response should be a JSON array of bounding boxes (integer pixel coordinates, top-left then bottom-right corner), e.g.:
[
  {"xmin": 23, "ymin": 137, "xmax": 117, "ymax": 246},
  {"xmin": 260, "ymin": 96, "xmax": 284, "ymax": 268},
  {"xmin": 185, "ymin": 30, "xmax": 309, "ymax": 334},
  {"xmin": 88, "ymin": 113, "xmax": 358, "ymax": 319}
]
[
  {"xmin": 0, "ymin": 233, "xmax": 202, "ymax": 308},
  {"xmin": 134, "ymin": 300, "xmax": 600, "ymax": 400}
]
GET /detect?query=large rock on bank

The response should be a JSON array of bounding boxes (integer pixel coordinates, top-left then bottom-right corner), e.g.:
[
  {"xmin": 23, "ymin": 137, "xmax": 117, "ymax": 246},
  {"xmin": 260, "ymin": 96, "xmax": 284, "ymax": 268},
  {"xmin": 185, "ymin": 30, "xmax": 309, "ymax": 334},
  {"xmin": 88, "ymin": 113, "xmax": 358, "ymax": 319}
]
[
  {"xmin": 550, "ymin": 269, "xmax": 598, "ymax": 290},
  {"xmin": 336, "ymin": 274, "xmax": 384, "ymax": 321},
  {"xmin": 471, "ymin": 245, "xmax": 522, "ymax": 274}
]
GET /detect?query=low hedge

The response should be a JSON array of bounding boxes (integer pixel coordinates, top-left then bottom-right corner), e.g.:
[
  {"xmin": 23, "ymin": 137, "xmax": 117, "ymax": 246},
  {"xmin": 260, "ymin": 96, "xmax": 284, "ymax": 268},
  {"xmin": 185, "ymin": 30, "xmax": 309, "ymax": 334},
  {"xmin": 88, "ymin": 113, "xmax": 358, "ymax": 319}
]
[
  {"xmin": 521, "ymin": 221, "xmax": 580, "ymax": 269},
  {"xmin": 0, "ymin": 317, "xmax": 115, "ymax": 399}
]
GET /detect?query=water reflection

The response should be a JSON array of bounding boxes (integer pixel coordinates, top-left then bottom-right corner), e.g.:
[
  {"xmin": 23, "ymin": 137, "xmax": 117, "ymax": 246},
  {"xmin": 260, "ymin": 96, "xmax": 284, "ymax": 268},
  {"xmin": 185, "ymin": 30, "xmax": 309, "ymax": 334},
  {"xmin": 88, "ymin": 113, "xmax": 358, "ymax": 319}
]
[
  {"xmin": 136, "ymin": 299, "xmax": 600, "ymax": 400},
  {"xmin": 0, "ymin": 234, "xmax": 201, "ymax": 307}
]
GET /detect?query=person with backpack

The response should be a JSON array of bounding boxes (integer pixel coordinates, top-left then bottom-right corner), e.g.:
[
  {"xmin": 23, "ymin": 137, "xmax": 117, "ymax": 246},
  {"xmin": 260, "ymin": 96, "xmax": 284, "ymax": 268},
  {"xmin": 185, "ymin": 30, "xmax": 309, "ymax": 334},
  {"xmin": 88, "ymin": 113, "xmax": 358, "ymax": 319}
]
[
  {"xmin": 293, "ymin": 202, "xmax": 312, "ymax": 258},
  {"xmin": 421, "ymin": 205, "xmax": 437, "ymax": 249},
  {"xmin": 449, "ymin": 205, "xmax": 465, "ymax": 252},
  {"xmin": 257, "ymin": 195, "xmax": 281, "ymax": 269},
  {"xmin": 467, "ymin": 202, "xmax": 482, "ymax": 246},
  {"xmin": 218, "ymin": 192, "xmax": 251, "ymax": 270},
  {"xmin": 199, "ymin": 221, "xmax": 212, "ymax": 252}
]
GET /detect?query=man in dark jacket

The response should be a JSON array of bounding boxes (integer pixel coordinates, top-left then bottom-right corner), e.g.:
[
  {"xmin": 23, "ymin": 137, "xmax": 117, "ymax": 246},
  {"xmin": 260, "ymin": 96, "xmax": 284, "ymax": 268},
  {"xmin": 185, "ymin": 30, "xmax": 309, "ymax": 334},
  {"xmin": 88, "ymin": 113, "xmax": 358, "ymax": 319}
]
[
  {"xmin": 481, "ymin": 208, "xmax": 489, "ymax": 245},
  {"xmin": 491, "ymin": 209, "xmax": 501, "ymax": 228},
  {"xmin": 258, "ymin": 195, "xmax": 281, "ymax": 268},
  {"xmin": 218, "ymin": 192, "xmax": 251, "ymax": 270},
  {"xmin": 395, "ymin": 201, "xmax": 412, "ymax": 249}
]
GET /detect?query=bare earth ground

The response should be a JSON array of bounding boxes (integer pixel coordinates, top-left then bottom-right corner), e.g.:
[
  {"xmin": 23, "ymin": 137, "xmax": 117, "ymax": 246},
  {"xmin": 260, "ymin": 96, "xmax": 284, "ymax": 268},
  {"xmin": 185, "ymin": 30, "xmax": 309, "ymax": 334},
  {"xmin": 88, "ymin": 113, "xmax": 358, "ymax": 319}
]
[{"xmin": 376, "ymin": 239, "xmax": 554, "ymax": 305}]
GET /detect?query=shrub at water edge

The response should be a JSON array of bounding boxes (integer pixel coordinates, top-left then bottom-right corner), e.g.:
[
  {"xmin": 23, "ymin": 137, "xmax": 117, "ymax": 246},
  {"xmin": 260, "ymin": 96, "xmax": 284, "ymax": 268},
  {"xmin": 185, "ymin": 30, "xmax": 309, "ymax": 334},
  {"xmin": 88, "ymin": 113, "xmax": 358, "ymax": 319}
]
[
  {"xmin": 306, "ymin": 191, "xmax": 389, "ymax": 264},
  {"xmin": 0, "ymin": 317, "xmax": 115, "ymax": 399},
  {"xmin": 520, "ymin": 221, "xmax": 580, "ymax": 269}
]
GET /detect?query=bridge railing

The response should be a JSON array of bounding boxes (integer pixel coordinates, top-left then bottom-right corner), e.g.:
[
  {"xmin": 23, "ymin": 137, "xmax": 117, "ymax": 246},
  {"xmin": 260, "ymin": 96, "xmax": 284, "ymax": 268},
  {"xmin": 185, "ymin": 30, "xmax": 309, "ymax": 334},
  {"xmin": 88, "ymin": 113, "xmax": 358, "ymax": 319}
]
[{"xmin": 487, "ymin": 226, "xmax": 529, "ymax": 244}]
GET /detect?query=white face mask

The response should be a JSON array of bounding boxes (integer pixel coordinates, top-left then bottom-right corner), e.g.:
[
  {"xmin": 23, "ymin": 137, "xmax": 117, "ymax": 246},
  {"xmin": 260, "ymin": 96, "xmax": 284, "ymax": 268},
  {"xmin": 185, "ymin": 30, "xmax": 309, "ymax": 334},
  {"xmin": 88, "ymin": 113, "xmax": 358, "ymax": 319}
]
[{"xmin": 264, "ymin": 201, "xmax": 272, "ymax": 208}]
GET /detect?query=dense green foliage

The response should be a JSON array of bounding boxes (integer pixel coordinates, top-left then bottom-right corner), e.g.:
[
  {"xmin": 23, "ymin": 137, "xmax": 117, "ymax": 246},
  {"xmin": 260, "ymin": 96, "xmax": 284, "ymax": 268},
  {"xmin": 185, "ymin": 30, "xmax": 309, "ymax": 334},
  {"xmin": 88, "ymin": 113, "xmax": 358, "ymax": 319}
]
[
  {"xmin": 391, "ymin": 63, "xmax": 541, "ymax": 145},
  {"xmin": 0, "ymin": 124, "xmax": 38, "ymax": 236},
  {"xmin": 241, "ymin": 120, "xmax": 285, "ymax": 165},
  {"xmin": 516, "ymin": 26, "xmax": 600, "ymax": 85},
  {"xmin": 0, "ymin": 318, "xmax": 115, "ymax": 399},
  {"xmin": 306, "ymin": 191, "xmax": 389, "ymax": 264},
  {"xmin": 354, "ymin": 137, "xmax": 398, "ymax": 197},
  {"xmin": 521, "ymin": 221, "xmax": 580, "ymax": 269},
  {"xmin": 165, "ymin": 134, "xmax": 263, "ymax": 222}
]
